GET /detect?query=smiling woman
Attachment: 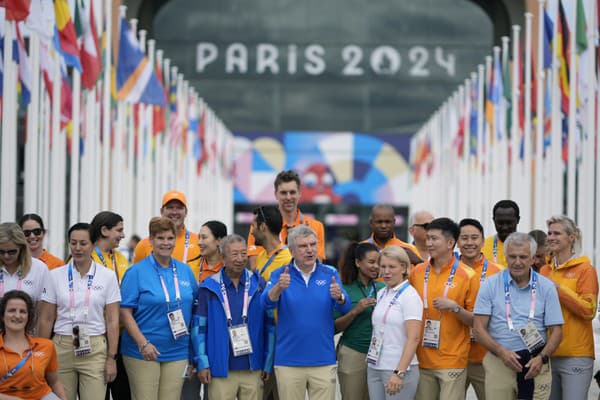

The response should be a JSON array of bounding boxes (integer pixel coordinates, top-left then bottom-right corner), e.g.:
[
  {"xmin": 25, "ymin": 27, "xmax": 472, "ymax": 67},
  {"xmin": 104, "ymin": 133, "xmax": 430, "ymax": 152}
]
[{"xmin": 19, "ymin": 214, "xmax": 64, "ymax": 270}]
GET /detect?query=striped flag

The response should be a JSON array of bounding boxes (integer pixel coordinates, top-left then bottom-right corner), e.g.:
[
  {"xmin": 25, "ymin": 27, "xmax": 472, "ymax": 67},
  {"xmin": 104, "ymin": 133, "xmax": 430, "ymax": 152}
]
[
  {"xmin": 53, "ymin": 0, "xmax": 82, "ymax": 72},
  {"xmin": 15, "ymin": 23, "xmax": 31, "ymax": 107},
  {"xmin": 78, "ymin": 0, "xmax": 101, "ymax": 89}
]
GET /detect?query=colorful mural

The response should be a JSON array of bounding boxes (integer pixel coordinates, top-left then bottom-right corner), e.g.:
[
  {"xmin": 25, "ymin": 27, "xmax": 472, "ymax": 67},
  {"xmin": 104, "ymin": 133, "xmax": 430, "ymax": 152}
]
[{"xmin": 233, "ymin": 132, "xmax": 411, "ymax": 205}]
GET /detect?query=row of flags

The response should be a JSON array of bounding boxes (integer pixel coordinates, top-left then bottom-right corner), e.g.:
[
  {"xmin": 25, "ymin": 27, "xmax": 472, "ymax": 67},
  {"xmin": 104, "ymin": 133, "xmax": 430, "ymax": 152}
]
[
  {"xmin": 409, "ymin": 0, "xmax": 600, "ymax": 264},
  {"xmin": 1, "ymin": 0, "xmax": 235, "ymax": 255}
]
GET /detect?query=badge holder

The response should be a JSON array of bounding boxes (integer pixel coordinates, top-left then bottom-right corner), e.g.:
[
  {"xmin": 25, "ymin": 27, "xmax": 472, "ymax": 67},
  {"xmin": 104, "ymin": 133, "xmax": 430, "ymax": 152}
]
[
  {"xmin": 73, "ymin": 324, "xmax": 92, "ymax": 357},
  {"xmin": 167, "ymin": 309, "xmax": 189, "ymax": 340},
  {"xmin": 517, "ymin": 321, "xmax": 545, "ymax": 353},
  {"xmin": 366, "ymin": 335, "xmax": 383, "ymax": 365},
  {"xmin": 229, "ymin": 324, "xmax": 253, "ymax": 357},
  {"xmin": 422, "ymin": 319, "xmax": 441, "ymax": 349}
]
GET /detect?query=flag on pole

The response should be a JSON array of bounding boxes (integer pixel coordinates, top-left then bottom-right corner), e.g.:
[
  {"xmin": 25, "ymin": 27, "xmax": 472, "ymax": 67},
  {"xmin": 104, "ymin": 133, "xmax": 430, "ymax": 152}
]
[
  {"xmin": 78, "ymin": 0, "xmax": 101, "ymax": 89},
  {"xmin": 5, "ymin": 0, "xmax": 31, "ymax": 21},
  {"xmin": 40, "ymin": 41, "xmax": 73, "ymax": 132},
  {"xmin": 14, "ymin": 24, "xmax": 31, "ymax": 107},
  {"xmin": 53, "ymin": 0, "xmax": 82, "ymax": 72},
  {"xmin": 557, "ymin": 1, "xmax": 571, "ymax": 115},
  {"xmin": 116, "ymin": 16, "xmax": 166, "ymax": 106},
  {"xmin": 469, "ymin": 76, "xmax": 478, "ymax": 156},
  {"xmin": 490, "ymin": 52, "xmax": 504, "ymax": 140}
]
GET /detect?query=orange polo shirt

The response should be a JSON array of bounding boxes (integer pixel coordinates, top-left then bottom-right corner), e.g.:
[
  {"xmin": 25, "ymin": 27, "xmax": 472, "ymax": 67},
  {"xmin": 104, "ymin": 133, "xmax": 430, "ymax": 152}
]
[
  {"xmin": 247, "ymin": 208, "xmax": 326, "ymax": 261},
  {"xmin": 198, "ymin": 258, "xmax": 224, "ymax": 283},
  {"xmin": 409, "ymin": 256, "xmax": 477, "ymax": 370},
  {"xmin": 540, "ymin": 256, "xmax": 598, "ymax": 358},
  {"xmin": 361, "ymin": 234, "xmax": 420, "ymax": 254},
  {"xmin": 463, "ymin": 255, "xmax": 502, "ymax": 363},
  {"xmin": 38, "ymin": 249, "xmax": 64, "ymax": 270},
  {"xmin": 0, "ymin": 334, "xmax": 58, "ymax": 400},
  {"xmin": 133, "ymin": 226, "xmax": 201, "ymax": 276}
]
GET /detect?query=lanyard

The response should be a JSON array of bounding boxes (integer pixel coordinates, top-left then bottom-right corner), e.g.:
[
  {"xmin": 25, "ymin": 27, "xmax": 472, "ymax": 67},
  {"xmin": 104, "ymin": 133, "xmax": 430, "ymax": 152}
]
[
  {"xmin": 0, "ymin": 350, "xmax": 32, "ymax": 382},
  {"xmin": 182, "ymin": 230, "xmax": 190, "ymax": 264},
  {"xmin": 220, "ymin": 269, "xmax": 251, "ymax": 325},
  {"xmin": 423, "ymin": 257, "xmax": 459, "ymax": 310},
  {"xmin": 280, "ymin": 212, "xmax": 308, "ymax": 243},
  {"xmin": 480, "ymin": 259, "xmax": 489, "ymax": 282},
  {"xmin": 358, "ymin": 280, "xmax": 377, "ymax": 299},
  {"xmin": 151, "ymin": 255, "xmax": 181, "ymax": 304},
  {"xmin": 380, "ymin": 281, "xmax": 410, "ymax": 332},
  {"xmin": 0, "ymin": 269, "xmax": 22, "ymax": 297},
  {"xmin": 259, "ymin": 246, "xmax": 288, "ymax": 275},
  {"xmin": 68, "ymin": 263, "xmax": 95, "ymax": 323},
  {"xmin": 503, "ymin": 269, "xmax": 537, "ymax": 331},
  {"xmin": 493, "ymin": 235, "xmax": 498, "ymax": 263},
  {"xmin": 95, "ymin": 247, "xmax": 120, "ymax": 282},
  {"xmin": 367, "ymin": 237, "xmax": 383, "ymax": 252}
]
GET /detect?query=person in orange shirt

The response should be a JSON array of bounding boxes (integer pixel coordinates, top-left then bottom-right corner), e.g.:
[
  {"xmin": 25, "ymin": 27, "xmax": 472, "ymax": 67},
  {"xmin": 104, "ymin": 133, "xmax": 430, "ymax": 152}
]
[
  {"xmin": 133, "ymin": 191, "xmax": 201, "ymax": 275},
  {"xmin": 247, "ymin": 170, "xmax": 326, "ymax": 269},
  {"xmin": 409, "ymin": 217, "xmax": 477, "ymax": 400},
  {"xmin": 408, "ymin": 210, "xmax": 434, "ymax": 260},
  {"xmin": 528, "ymin": 230, "xmax": 548, "ymax": 273},
  {"xmin": 363, "ymin": 205, "xmax": 422, "ymax": 265},
  {"xmin": 19, "ymin": 214, "xmax": 64, "ymax": 270},
  {"xmin": 457, "ymin": 218, "xmax": 502, "ymax": 400},
  {"xmin": 482, "ymin": 200, "xmax": 520, "ymax": 268},
  {"xmin": 540, "ymin": 215, "xmax": 598, "ymax": 400},
  {"xmin": 196, "ymin": 221, "xmax": 227, "ymax": 283},
  {"xmin": 0, "ymin": 290, "xmax": 66, "ymax": 400}
]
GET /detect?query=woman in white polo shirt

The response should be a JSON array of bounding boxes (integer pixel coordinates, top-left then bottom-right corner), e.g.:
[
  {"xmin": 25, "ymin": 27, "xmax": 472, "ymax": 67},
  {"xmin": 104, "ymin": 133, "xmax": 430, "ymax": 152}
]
[
  {"xmin": 367, "ymin": 245, "xmax": 423, "ymax": 400},
  {"xmin": 0, "ymin": 222, "xmax": 49, "ymax": 303},
  {"xmin": 37, "ymin": 223, "xmax": 121, "ymax": 400}
]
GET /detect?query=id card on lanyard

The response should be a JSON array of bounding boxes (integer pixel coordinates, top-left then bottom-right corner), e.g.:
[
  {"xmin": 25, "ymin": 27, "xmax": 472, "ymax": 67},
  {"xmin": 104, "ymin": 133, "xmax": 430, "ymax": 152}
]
[
  {"xmin": 220, "ymin": 269, "xmax": 253, "ymax": 357},
  {"xmin": 152, "ymin": 256, "xmax": 189, "ymax": 340},
  {"xmin": 69, "ymin": 263, "xmax": 95, "ymax": 356},
  {"xmin": 0, "ymin": 269, "xmax": 22, "ymax": 297},
  {"xmin": 366, "ymin": 281, "xmax": 409, "ymax": 365},
  {"xmin": 421, "ymin": 258, "xmax": 459, "ymax": 349},
  {"xmin": 182, "ymin": 230, "xmax": 190, "ymax": 264},
  {"xmin": 503, "ymin": 269, "xmax": 545, "ymax": 352}
]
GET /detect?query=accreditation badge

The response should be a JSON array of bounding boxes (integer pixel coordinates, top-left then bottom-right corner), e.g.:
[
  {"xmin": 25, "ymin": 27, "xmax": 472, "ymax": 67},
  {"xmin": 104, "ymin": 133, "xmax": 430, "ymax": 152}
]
[
  {"xmin": 422, "ymin": 319, "xmax": 441, "ymax": 348},
  {"xmin": 517, "ymin": 321, "xmax": 545, "ymax": 352},
  {"xmin": 366, "ymin": 335, "xmax": 383, "ymax": 365},
  {"xmin": 229, "ymin": 324, "xmax": 253, "ymax": 357},
  {"xmin": 167, "ymin": 309, "xmax": 189, "ymax": 340},
  {"xmin": 73, "ymin": 324, "xmax": 92, "ymax": 357}
]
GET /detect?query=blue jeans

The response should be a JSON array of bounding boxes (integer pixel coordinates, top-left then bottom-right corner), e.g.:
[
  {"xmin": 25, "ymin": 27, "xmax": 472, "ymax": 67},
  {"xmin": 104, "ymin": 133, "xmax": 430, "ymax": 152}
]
[{"xmin": 367, "ymin": 366, "xmax": 419, "ymax": 400}]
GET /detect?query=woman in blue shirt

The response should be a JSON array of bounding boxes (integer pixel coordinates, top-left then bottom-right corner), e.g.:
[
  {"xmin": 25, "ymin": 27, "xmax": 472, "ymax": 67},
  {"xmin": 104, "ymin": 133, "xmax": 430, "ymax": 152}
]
[{"xmin": 120, "ymin": 217, "xmax": 198, "ymax": 400}]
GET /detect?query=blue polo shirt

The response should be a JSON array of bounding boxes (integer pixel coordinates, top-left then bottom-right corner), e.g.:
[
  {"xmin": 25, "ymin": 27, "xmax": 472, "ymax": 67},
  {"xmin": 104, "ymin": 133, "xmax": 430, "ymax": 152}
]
[{"xmin": 474, "ymin": 269, "xmax": 563, "ymax": 352}]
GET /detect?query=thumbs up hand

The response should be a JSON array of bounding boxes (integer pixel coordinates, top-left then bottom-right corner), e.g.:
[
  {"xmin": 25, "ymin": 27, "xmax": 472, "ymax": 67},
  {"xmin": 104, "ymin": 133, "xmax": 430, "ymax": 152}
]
[
  {"xmin": 330, "ymin": 276, "xmax": 343, "ymax": 302},
  {"xmin": 277, "ymin": 267, "xmax": 291, "ymax": 291}
]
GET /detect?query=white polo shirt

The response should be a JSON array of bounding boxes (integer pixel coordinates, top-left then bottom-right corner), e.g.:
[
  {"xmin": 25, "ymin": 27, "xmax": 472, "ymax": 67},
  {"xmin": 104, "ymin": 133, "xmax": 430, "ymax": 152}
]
[
  {"xmin": 0, "ymin": 258, "xmax": 49, "ymax": 302},
  {"xmin": 41, "ymin": 261, "xmax": 121, "ymax": 336},
  {"xmin": 370, "ymin": 280, "xmax": 423, "ymax": 370}
]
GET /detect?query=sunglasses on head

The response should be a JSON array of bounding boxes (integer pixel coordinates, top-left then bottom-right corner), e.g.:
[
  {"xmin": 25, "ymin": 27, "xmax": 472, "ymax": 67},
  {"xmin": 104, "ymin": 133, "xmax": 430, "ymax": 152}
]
[
  {"xmin": 255, "ymin": 207, "xmax": 269, "ymax": 224},
  {"xmin": 23, "ymin": 228, "xmax": 43, "ymax": 237},
  {"xmin": 0, "ymin": 249, "xmax": 18, "ymax": 256}
]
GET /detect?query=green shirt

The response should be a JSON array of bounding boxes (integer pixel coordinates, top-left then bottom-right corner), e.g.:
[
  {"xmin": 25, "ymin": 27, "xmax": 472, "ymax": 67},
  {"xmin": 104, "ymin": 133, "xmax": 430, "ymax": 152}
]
[{"xmin": 337, "ymin": 279, "xmax": 386, "ymax": 354}]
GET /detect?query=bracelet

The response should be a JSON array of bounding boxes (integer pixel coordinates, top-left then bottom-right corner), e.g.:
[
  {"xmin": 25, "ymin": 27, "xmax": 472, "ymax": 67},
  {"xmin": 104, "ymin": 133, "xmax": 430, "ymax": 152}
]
[{"xmin": 139, "ymin": 341, "xmax": 151, "ymax": 352}]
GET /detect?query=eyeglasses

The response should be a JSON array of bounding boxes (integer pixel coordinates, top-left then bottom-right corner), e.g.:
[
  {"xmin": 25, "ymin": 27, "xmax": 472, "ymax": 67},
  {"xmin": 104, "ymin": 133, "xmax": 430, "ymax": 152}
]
[
  {"xmin": 23, "ymin": 228, "xmax": 43, "ymax": 237},
  {"xmin": 72, "ymin": 326, "xmax": 80, "ymax": 348},
  {"xmin": 0, "ymin": 249, "xmax": 18, "ymax": 256}
]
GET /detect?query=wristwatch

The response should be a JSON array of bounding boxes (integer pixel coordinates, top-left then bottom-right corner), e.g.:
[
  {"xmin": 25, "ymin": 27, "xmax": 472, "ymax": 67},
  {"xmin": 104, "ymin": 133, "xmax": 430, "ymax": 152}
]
[
  {"xmin": 540, "ymin": 351, "xmax": 549, "ymax": 364},
  {"xmin": 108, "ymin": 353, "xmax": 118, "ymax": 360},
  {"xmin": 393, "ymin": 370, "xmax": 407, "ymax": 378},
  {"xmin": 452, "ymin": 305, "xmax": 461, "ymax": 313},
  {"xmin": 338, "ymin": 293, "xmax": 345, "ymax": 303}
]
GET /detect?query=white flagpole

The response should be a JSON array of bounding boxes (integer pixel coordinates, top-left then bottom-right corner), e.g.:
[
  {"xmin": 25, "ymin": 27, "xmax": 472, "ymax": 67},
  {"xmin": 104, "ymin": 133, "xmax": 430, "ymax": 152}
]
[
  {"xmin": 524, "ymin": 12, "xmax": 534, "ymax": 230},
  {"xmin": 102, "ymin": 0, "xmax": 113, "ymax": 210},
  {"xmin": 550, "ymin": 0, "xmax": 563, "ymax": 216},
  {"xmin": 48, "ymin": 47, "xmax": 62, "ymax": 255},
  {"xmin": 24, "ymin": 30, "xmax": 41, "ymax": 213},
  {"xmin": 567, "ymin": 0, "xmax": 577, "ymax": 218},
  {"xmin": 476, "ymin": 64, "xmax": 485, "ymax": 224},
  {"xmin": 536, "ymin": 1, "xmax": 546, "ymax": 228},
  {"xmin": 70, "ymin": 69, "xmax": 82, "ymax": 226}
]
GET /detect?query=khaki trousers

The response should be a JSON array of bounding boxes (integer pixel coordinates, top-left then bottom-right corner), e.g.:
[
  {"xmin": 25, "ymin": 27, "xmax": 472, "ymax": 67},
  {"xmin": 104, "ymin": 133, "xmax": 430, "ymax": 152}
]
[
  {"xmin": 337, "ymin": 345, "xmax": 369, "ymax": 400},
  {"xmin": 208, "ymin": 370, "xmax": 263, "ymax": 400},
  {"xmin": 53, "ymin": 334, "xmax": 107, "ymax": 400},
  {"xmin": 467, "ymin": 362, "xmax": 486, "ymax": 400},
  {"xmin": 274, "ymin": 365, "xmax": 337, "ymax": 400},
  {"xmin": 123, "ymin": 355, "xmax": 187, "ymax": 400},
  {"xmin": 415, "ymin": 367, "xmax": 467, "ymax": 400},
  {"xmin": 482, "ymin": 351, "xmax": 552, "ymax": 400}
]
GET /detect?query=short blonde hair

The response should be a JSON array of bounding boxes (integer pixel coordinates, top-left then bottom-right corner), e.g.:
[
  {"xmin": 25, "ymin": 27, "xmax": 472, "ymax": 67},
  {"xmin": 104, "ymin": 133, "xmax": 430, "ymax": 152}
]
[
  {"xmin": 0, "ymin": 223, "xmax": 32, "ymax": 276},
  {"xmin": 379, "ymin": 245, "xmax": 410, "ymax": 279}
]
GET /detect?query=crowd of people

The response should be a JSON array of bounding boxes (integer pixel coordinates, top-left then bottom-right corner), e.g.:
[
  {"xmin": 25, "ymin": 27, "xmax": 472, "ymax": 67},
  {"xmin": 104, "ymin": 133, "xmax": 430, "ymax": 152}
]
[{"xmin": 0, "ymin": 169, "xmax": 597, "ymax": 400}]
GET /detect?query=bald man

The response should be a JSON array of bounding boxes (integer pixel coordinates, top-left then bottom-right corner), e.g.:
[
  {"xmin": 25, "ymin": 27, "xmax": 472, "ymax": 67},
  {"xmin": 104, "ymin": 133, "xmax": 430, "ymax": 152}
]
[{"xmin": 409, "ymin": 211, "xmax": 434, "ymax": 259}]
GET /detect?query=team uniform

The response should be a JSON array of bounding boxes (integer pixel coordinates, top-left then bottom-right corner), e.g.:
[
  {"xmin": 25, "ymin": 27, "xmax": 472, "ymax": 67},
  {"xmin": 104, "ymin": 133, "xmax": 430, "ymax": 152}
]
[
  {"xmin": 248, "ymin": 209, "xmax": 326, "ymax": 261},
  {"xmin": 0, "ymin": 258, "xmax": 49, "ymax": 302},
  {"xmin": 256, "ymin": 243, "xmax": 292, "ymax": 281},
  {"xmin": 482, "ymin": 235, "xmax": 507, "ymax": 268},
  {"xmin": 91, "ymin": 247, "xmax": 130, "ymax": 284},
  {"xmin": 197, "ymin": 258, "xmax": 224, "ymax": 283},
  {"xmin": 409, "ymin": 256, "xmax": 478, "ymax": 400},
  {"xmin": 39, "ymin": 249, "xmax": 64, "ymax": 270},
  {"xmin": 540, "ymin": 256, "xmax": 598, "ymax": 400}
]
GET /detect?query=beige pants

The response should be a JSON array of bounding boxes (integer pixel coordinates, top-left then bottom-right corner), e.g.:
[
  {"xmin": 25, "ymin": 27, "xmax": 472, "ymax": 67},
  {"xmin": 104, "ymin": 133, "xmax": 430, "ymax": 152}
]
[
  {"xmin": 337, "ymin": 345, "xmax": 369, "ymax": 400},
  {"xmin": 208, "ymin": 370, "xmax": 263, "ymax": 400},
  {"xmin": 274, "ymin": 365, "xmax": 337, "ymax": 400},
  {"xmin": 415, "ymin": 367, "xmax": 467, "ymax": 400},
  {"xmin": 467, "ymin": 362, "xmax": 486, "ymax": 400},
  {"xmin": 123, "ymin": 355, "xmax": 187, "ymax": 400},
  {"xmin": 53, "ymin": 334, "xmax": 107, "ymax": 400},
  {"xmin": 482, "ymin": 351, "xmax": 552, "ymax": 400}
]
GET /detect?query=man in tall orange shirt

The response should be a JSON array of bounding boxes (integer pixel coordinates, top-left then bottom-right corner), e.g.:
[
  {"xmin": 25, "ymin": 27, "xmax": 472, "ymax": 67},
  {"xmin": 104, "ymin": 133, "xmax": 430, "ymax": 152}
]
[
  {"xmin": 409, "ymin": 218, "xmax": 477, "ymax": 400},
  {"xmin": 247, "ymin": 170, "xmax": 325, "ymax": 269}
]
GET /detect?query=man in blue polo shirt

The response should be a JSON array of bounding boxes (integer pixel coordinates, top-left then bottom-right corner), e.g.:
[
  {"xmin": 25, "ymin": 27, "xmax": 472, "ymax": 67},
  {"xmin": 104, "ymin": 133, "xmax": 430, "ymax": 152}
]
[
  {"xmin": 473, "ymin": 232, "xmax": 563, "ymax": 400},
  {"xmin": 262, "ymin": 224, "xmax": 350, "ymax": 400}
]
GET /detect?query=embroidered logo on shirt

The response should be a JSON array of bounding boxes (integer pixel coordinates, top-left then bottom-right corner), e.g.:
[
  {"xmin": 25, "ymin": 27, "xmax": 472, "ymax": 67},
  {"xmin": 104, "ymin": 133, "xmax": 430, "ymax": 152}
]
[
  {"xmin": 315, "ymin": 280, "xmax": 327, "ymax": 286},
  {"xmin": 180, "ymin": 280, "xmax": 191, "ymax": 287},
  {"xmin": 22, "ymin": 280, "xmax": 34, "ymax": 287}
]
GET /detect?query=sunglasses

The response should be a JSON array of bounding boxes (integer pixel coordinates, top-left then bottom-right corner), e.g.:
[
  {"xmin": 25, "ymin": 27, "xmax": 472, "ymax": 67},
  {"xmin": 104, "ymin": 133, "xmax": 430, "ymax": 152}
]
[
  {"xmin": 0, "ymin": 249, "xmax": 18, "ymax": 256},
  {"xmin": 72, "ymin": 326, "xmax": 80, "ymax": 348},
  {"xmin": 23, "ymin": 228, "xmax": 43, "ymax": 237},
  {"xmin": 412, "ymin": 223, "xmax": 429, "ymax": 228},
  {"xmin": 255, "ymin": 207, "xmax": 269, "ymax": 224}
]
